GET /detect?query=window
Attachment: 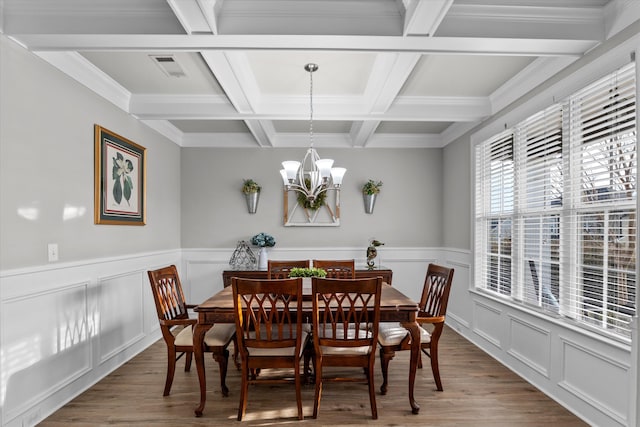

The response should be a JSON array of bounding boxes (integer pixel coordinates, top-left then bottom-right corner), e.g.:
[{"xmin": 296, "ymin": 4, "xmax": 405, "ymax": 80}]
[{"xmin": 475, "ymin": 63, "xmax": 637, "ymax": 339}]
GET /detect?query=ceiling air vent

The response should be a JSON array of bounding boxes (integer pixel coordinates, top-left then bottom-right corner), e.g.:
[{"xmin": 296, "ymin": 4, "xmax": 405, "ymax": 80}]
[{"xmin": 150, "ymin": 55, "xmax": 187, "ymax": 78}]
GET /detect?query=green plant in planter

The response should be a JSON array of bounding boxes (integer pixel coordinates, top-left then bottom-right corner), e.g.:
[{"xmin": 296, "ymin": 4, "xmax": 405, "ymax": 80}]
[
  {"xmin": 288, "ymin": 267, "xmax": 327, "ymax": 278},
  {"xmin": 362, "ymin": 179, "xmax": 383, "ymax": 195},
  {"xmin": 242, "ymin": 179, "xmax": 261, "ymax": 194}
]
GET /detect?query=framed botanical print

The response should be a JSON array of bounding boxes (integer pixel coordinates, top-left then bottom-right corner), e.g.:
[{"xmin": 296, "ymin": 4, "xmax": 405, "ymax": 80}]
[{"xmin": 94, "ymin": 125, "xmax": 146, "ymax": 225}]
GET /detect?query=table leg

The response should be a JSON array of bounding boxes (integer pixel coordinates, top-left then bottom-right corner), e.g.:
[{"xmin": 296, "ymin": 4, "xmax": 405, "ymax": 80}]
[
  {"xmin": 193, "ymin": 323, "xmax": 209, "ymax": 417},
  {"xmin": 401, "ymin": 320, "xmax": 421, "ymax": 414}
]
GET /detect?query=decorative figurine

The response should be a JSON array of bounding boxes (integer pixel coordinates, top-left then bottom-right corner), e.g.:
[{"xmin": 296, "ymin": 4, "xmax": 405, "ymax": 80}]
[{"xmin": 366, "ymin": 239, "xmax": 385, "ymax": 269}]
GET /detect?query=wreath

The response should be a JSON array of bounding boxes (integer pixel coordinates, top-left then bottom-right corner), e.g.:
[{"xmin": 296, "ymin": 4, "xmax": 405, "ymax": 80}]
[{"xmin": 297, "ymin": 178, "xmax": 327, "ymax": 210}]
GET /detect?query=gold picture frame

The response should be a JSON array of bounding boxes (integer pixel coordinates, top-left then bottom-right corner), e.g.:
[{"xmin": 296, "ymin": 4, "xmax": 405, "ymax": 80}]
[{"xmin": 94, "ymin": 125, "xmax": 146, "ymax": 225}]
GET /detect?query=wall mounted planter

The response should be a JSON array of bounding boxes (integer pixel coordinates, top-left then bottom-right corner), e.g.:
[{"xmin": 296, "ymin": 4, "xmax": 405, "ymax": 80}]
[
  {"xmin": 363, "ymin": 193, "xmax": 377, "ymax": 214},
  {"xmin": 245, "ymin": 192, "xmax": 260, "ymax": 214}
]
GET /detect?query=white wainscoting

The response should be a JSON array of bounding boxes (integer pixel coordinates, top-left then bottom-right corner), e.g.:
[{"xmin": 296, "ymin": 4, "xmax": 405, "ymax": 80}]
[
  {"xmin": 0, "ymin": 250, "xmax": 181, "ymax": 427},
  {"xmin": 440, "ymin": 248, "xmax": 634, "ymax": 427},
  {"xmin": 0, "ymin": 247, "xmax": 634, "ymax": 427}
]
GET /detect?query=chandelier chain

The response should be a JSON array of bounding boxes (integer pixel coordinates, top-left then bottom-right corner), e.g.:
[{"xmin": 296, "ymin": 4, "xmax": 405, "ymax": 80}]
[{"xmin": 309, "ymin": 65, "xmax": 314, "ymax": 148}]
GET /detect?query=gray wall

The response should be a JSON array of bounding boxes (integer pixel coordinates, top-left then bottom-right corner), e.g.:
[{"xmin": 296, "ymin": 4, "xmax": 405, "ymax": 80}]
[
  {"xmin": 0, "ymin": 37, "xmax": 182, "ymax": 270},
  {"xmin": 442, "ymin": 135, "xmax": 471, "ymax": 250},
  {"xmin": 181, "ymin": 147, "xmax": 443, "ymax": 248}
]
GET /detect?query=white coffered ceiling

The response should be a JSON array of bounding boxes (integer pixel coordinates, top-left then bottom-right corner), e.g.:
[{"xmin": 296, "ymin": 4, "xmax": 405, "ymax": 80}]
[{"xmin": 3, "ymin": 0, "xmax": 638, "ymax": 148}]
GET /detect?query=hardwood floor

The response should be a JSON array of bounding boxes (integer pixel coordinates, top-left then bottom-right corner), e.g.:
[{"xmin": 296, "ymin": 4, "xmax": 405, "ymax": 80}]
[{"xmin": 40, "ymin": 327, "xmax": 587, "ymax": 426}]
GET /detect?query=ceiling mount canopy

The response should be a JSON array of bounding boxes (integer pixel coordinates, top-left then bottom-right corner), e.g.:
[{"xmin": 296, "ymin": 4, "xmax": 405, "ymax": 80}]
[{"xmin": 280, "ymin": 63, "xmax": 346, "ymax": 202}]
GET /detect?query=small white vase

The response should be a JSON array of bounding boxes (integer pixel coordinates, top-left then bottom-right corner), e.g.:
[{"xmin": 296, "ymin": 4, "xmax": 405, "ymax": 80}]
[{"xmin": 258, "ymin": 247, "xmax": 269, "ymax": 270}]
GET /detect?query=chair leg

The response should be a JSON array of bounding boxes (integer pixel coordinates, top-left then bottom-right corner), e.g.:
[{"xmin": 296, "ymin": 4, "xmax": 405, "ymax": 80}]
[
  {"xmin": 295, "ymin": 360, "xmax": 304, "ymax": 420},
  {"xmin": 237, "ymin": 363, "xmax": 249, "ymax": 421},
  {"xmin": 232, "ymin": 335, "xmax": 241, "ymax": 370},
  {"xmin": 212, "ymin": 348, "xmax": 230, "ymax": 397},
  {"xmin": 184, "ymin": 351, "xmax": 192, "ymax": 372},
  {"xmin": 378, "ymin": 347, "xmax": 395, "ymax": 395},
  {"xmin": 427, "ymin": 342, "xmax": 443, "ymax": 391},
  {"xmin": 164, "ymin": 346, "xmax": 177, "ymax": 396},
  {"xmin": 367, "ymin": 358, "xmax": 378, "ymax": 420},
  {"xmin": 303, "ymin": 341, "xmax": 315, "ymax": 384},
  {"xmin": 313, "ymin": 361, "xmax": 323, "ymax": 419}
]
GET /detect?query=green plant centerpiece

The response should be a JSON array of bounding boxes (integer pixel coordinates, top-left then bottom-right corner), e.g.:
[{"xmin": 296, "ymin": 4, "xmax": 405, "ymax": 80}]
[
  {"xmin": 362, "ymin": 179, "xmax": 383, "ymax": 195},
  {"xmin": 288, "ymin": 267, "xmax": 327, "ymax": 278},
  {"xmin": 242, "ymin": 178, "xmax": 261, "ymax": 194}
]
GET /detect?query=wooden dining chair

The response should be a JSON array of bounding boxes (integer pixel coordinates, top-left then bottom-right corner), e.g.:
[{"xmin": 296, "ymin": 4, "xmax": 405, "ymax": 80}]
[
  {"xmin": 232, "ymin": 277, "xmax": 308, "ymax": 421},
  {"xmin": 312, "ymin": 259, "xmax": 356, "ymax": 278},
  {"xmin": 267, "ymin": 259, "xmax": 310, "ymax": 279},
  {"xmin": 377, "ymin": 263, "xmax": 454, "ymax": 394},
  {"xmin": 311, "ymin": 276, "xmax": 382, "ymax": 419},
  {"xmin": 147, "ymin": 265, "xmax": 237, "ymax": 397}
]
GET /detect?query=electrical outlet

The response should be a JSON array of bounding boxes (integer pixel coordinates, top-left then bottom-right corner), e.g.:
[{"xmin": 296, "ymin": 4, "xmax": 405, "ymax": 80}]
[{"xmin": 48, "ymin": 243, "xmax": 58, "ymax": 262}]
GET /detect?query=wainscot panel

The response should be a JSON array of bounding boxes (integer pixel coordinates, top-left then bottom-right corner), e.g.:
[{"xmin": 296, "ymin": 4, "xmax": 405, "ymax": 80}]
[
  {"xmin": 560, "ymin": 337, "xmax": 630, "ymax": 426},
  {"xmin": 473, "ymin": 300, "xmax": 504, "ymax": 348},
  {"xmin": 507, "ymin": 315, "xmax": 551, "ymax": 377},
  {"xmin": 2, "ymin": 282, "xmax": 91, "ymax": 423},
  {"xmin": 0, "ymin": 249, "xmax": 181, "ymax": 427},
  {"xmin": 97, "ymin": 271, "xmax": 146, "ymax": 364}
]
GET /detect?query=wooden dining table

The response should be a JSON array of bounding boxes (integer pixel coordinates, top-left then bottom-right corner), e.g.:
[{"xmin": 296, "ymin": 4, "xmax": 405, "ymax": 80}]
[{"xmin": 192, "ymin": 282, "xmax": 421, "ymax": 417}]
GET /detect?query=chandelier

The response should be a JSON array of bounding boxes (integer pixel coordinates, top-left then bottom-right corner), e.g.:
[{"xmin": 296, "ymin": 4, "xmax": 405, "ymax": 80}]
[{"xmin": 280, "ymin": 63, "xmax": 346, "ymax": 202}]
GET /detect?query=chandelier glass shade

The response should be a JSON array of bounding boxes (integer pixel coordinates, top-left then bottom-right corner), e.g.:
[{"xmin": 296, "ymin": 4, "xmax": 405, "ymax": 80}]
[{"xmin": 280, "ymin": 63, "xmax": 346, "ymax": 202}]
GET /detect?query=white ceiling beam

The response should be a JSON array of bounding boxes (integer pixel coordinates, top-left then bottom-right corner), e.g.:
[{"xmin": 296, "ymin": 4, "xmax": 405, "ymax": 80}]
[
  {"xmin": 182, "ymin": 131, "xmax": 260, "ymax": 147},
  {"xmin": 199, "ymin": 51, "xmax": 255, "ymax": 113},
  {"xmin": 179, "ymin": 131, "xmax": 444, "ymax": 149},
  {"xmin": 199, "ymin": 51, "xmax": 275, "ymax": 146},
  {"xmin": 244, "ymin": 119, "xmax": 274, "ymax": 147},
  {"xmin": 166, "ymin": 0, "xmax": 225, "ymax": 35},
  {"xmin": 130, "ymin": 94, "xmax": 237, "ymax": 118},
  {"xmin": 274, "ymin": 132, "xmax": 353, "ymax": 149},
  {"xmin": 403, "ymin": 0, "xmax": 453, "ymax": 36},
  {"xmin": 167, "ymin": 0, "xmax": 210, "ymax": 34},
  {"xmin": 355, "ymin": 52, "xmax": 420, "ymax": 146},
  {"xmin": 35, "ymin": 51, "xmax": 131, "ymax": 112},
  {"xmin": 350, "ymin": 121, "xmax": 381, "ymax": 148},
  {"xmin": 16, "ymin": 34, "xmax": 599, "ymax": 56},
  {"xmin": 129, "ymin": 94, "xmax": 489, "ymax": 122},
  {"xmin": 364, "ymin": 53, "xmax": 421, "ymax": 113},
  {"xmin": 140, "ymin": 120, "xmax": 185, "ymax": 146},
  {"xmin": 197, "ymin": 0, "xmax": 222, "ymax": 34}
]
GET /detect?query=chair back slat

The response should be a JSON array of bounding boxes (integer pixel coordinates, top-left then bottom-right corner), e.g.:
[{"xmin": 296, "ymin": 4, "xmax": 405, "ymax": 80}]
[
  {"xmin": 148, "ymin": 265, "xmax": 189, "ymax": 321},
  {"xmin": 312, "ymin": 277, "xmax": 381, "ymax": 348},
  {"xmin": 312, "ymin": 259, "xmax": 356, "ymax": 279},
  {"xmin": 419, "ymin": 264, "xmax": 454, "ymax": 317},
  {"xmin": 233, "ymin": 278, "xmax": 303, "ymax": 350}
]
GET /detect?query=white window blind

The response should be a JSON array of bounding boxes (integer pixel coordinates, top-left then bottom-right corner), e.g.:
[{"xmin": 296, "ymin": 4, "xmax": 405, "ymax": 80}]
[
  {"xmin": 515, "ymin": 105, "xmax": 564, "ymax": 312},
  {"xmin": 475, "ymin": 63, "xmax": 637, "ymax": 339},
  {"xmin": 567, "ymin": 63, "xmax": 636, "ymax": 336},
  {"xmin": 475, "ymin": 131, "xmax": 514, "ymax": 297}
]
